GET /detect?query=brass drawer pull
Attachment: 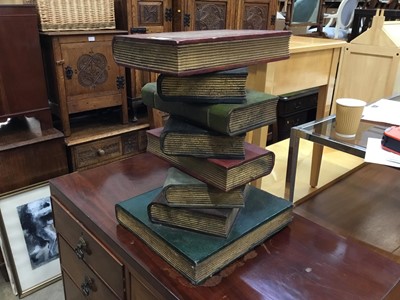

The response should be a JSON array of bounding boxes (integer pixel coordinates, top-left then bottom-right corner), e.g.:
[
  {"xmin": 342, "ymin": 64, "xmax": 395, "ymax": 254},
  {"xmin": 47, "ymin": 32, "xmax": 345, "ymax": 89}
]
[
  {"xmin": 74, "ymin": 236, "xmax": 88, "ymax": 260},
  {"xmin": 97, "ymin": 149, "xmax": 105, "ymax": 156},
  {"xmin": 80, "ymin": 276, "xmax": 95, "ymax": 296}
]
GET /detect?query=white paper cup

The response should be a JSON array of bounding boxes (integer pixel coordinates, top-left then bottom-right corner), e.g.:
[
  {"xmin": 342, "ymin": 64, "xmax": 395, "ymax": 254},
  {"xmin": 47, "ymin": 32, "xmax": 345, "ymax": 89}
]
[{"xmin": 335, "ymin": 98, "xmax": 366, "ymax": 138}]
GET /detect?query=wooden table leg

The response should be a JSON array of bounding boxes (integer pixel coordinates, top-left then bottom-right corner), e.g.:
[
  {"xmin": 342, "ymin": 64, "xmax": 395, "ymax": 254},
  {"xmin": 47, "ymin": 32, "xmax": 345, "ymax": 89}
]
[{"xmin": 248, "ymin": 126, "xmax": 269, "ymax": 189}]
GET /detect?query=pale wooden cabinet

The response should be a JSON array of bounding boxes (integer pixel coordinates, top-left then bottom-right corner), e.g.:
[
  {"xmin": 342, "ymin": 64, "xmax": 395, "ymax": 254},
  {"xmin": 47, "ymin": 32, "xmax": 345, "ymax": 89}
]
[{"xmin": 40, "ymin": 30, "xmax": 129, "ymax": 136}]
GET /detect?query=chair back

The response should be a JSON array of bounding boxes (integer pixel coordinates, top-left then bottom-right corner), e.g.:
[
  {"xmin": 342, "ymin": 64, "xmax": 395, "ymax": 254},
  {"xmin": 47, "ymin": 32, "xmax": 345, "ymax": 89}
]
[{"xmin": 337, "ymin": 0, "xmax": 360, "ymax": 29}]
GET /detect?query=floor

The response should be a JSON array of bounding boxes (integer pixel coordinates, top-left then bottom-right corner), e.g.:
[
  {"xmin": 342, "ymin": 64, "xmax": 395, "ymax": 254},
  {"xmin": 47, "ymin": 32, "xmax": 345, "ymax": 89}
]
[
  {"xmin": 262, "ymin": 138, "xmax": 365, "ymax": 203},
  {"xmin": 0, "ymin": 138, "xmax": 393, "ymax": 299},
  {"xmin": 0, "ymin": 272, "xmax": 64, "ymax": 300}
]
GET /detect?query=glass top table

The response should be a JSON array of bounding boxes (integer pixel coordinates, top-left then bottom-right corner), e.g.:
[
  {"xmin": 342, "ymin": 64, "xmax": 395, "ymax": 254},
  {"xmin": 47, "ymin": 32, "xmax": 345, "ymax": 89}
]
[{"xmin": 285, "ymin": 115, "xmax": 390, "ymax": 202}]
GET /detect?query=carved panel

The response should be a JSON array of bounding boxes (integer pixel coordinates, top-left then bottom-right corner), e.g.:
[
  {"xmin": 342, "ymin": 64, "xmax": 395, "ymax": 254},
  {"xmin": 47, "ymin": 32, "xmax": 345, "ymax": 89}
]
[
  {"xmin": 195, "ymin": 3, "xmax": 227, "ymax": 30},
  {"xmin": 138, "ymin": 2, "xmax": 163, "ymax": 25},
  {"xmin": 242, "ymin": 4, "xmax": 268, "ymax": 29},
  {"xmin": 77, "ymin": 53, "xmax": 108, "ymax": 88}
]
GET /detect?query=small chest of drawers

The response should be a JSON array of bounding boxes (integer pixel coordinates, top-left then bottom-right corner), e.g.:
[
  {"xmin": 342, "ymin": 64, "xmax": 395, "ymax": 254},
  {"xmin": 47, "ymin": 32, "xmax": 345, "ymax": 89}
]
[{"xmin": 52, "ymin": 198, "xmax": 125, "ymax": 300}]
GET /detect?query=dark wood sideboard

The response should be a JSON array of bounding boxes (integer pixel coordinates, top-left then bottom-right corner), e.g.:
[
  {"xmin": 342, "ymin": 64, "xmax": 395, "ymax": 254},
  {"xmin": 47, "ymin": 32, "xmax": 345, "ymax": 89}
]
[
  {"xmin": 49, "ymin": 152, "xmax": 400, "ymax": 300},
  {"xmin": 0, "ymin": 5, "xmax": 53, "ymax": 129}
]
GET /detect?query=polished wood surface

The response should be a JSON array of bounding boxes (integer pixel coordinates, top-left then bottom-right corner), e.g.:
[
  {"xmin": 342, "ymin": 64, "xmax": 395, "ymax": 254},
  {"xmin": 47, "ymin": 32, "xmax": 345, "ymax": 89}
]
[
  {"xmin": 50, "ymin": 153, "xmax": 400, "ymax": 299},
  {"xmin": 295, "ymin": 163, "xmax": 400, "ymax": 264},
  {"xmin": 0, "ymin": 117, "xmax": 68, "ymax": 194},
  {"xmin": 246, "ymin": 36, "xmax": 346, "ymax": 188}
]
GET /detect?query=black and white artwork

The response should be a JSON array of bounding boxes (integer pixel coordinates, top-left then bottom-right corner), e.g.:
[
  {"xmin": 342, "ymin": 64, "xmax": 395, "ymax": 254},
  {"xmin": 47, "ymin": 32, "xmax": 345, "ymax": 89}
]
[
  {"xmin": 0, "ymin": 183, "xmax": 61, "ymax": 296},
  {"xmin": 16, "ymin": 197, "xmax": 59, "ymax": 269}
]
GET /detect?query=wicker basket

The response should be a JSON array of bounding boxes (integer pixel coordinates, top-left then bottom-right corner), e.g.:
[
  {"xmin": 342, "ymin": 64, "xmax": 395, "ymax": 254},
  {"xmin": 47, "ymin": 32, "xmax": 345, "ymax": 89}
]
[{"xmin": 27, "ymin": 0, "xmax": 116, "ymax": 31}]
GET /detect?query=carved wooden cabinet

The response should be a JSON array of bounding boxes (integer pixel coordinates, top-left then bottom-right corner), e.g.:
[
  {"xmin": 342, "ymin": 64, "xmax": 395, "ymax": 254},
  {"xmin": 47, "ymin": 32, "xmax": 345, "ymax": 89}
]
[
  {"xmin": 128, "ymin": 0, "xmax": 277, "ymax": 33},
  {"xmin": 0, "ymin": 5, "xmax": 53, "ymax": 129},
  {"xmin": 40, "ymin": 30, "xmax": 129, "ymax": 136}
]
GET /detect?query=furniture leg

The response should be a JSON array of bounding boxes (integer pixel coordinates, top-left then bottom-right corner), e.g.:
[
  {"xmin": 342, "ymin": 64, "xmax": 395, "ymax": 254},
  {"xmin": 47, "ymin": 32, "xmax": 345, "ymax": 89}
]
[
  {"xmin": 285, "ymin": 127, "xmax": 300, "ymax": 202},
  {"xmin": 249, "ymin": 125, "xmax": 269, "ymax": 189},
  {"xmin": 310, "ymin": 144, "xmax": 324, "ymax": 187}
]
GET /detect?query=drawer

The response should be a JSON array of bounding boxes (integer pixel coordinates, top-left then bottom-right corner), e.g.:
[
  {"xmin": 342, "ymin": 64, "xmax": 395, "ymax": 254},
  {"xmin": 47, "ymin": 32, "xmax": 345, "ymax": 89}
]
[
  {"xmin": 70, "ymin": 136, "xmax": 122, "ymax": 169},
  {"xmin": 278, "ymin": 88, "xmax": 318, "ymax": 117},
  {"xmin": 63, "ymin": 270, "xmax": 86, "ymax": 300},
  {"xmin": 278, "ymin": 112, "xmax": 310, "ymax": 132},
  {"xmin": 59, "ymin": 236, "xmax": 119, "ymax": 300},
  {"xmin": 52, "ymin": 198, "xmax": 125, "ymax": 299},
  {"xmin": 69, "ymin": 130, "xmax": 147, "ymax": 171}
]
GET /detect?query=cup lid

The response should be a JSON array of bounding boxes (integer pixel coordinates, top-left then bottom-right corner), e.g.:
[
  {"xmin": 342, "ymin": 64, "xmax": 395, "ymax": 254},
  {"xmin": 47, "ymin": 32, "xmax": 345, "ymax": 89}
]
[{"xmin": 336, "ymin": 98, "xmax": 366, "ymax": 107}]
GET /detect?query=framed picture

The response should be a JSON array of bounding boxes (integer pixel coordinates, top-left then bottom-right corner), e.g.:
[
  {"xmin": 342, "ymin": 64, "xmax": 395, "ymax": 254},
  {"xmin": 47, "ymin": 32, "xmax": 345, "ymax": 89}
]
[{"xmin": 0, "ymin": 182, "xmax": 61, "ymax": 297}]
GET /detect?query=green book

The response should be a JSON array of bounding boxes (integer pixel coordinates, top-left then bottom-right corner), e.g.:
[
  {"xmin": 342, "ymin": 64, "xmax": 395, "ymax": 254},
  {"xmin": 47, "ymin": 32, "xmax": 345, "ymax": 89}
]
[
  {"xmin": 161, "ymin": 116, "xmax": 245, "ymax": 159},
  {"xmin": 148, "ymin": 190, "xmax": 240, "ymax": 238},
  {"xmin": 115, "ymin": 185, "xmax": 293, "ymax": 285},
  {"xmin": 162, "ymin": 167, "xmax": 245, "ymax": 208},
  {"xmin": 142, "ymin": 82, "xmax": 278, "ymax": 136}
]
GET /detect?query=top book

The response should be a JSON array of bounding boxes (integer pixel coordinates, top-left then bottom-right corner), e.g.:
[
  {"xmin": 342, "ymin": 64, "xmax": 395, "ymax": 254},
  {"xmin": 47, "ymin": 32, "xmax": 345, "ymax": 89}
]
[{"xmin": 112, "ymin": 30, "xmax": 291, "ymax": 76}]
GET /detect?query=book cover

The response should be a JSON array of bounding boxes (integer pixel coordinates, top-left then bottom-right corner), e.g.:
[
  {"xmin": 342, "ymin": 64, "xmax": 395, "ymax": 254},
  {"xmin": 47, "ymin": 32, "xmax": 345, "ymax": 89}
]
[
  {"xmin": 148, "ymin": 190, "xmax": 240, "ymax": 237},
  {"xmin": 142, "ymin": 82, "xmax": 279, "ymax": 136},
  {"xmin": 115, "ymin": 185, "xmax": 293, "ymax": 285},
  {"xmin": 163, "ymin": 167, "xmax": 245, "ymax": 208},
  {"xmin": 157, "ymin": 68, "xmax": 248, "ymax": 104},
  {"xmin": 147, "ymin": 128, "xmax": 275, "ymax": 191},
  {"xmin": 160, "ymin": 116, "xmax": 245, "ymax": 159},
  {"xmin": 112, "ymin": 30, "xmax": 291, "ymax": 76}
]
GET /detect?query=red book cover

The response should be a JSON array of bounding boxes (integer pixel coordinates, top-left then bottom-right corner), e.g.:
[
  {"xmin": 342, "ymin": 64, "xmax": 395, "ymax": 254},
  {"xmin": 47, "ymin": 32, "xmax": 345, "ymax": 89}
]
[
  {"xmin": 146, "ymin": 127, "xmax": 275, "ymax": 191},
  {"xmin": 112, "ymin": 29, "xmax": 291, "ymax": 76}
]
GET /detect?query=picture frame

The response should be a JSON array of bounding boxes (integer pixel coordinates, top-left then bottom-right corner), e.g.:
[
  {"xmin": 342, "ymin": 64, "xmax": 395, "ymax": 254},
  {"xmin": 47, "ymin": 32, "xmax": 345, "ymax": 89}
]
[{"xmin": 0, "ymin": 182, "xmax": 61, "ymax": 297}]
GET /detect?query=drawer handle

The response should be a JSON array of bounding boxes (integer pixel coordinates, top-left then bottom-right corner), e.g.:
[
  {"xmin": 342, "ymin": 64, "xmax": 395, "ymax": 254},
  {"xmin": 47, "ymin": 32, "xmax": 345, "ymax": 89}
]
[
  {"xmin": 74, "ymin": 237, "xmax": 88, "ymax": 260},
  {"xmin": 97, "ymin": 149, "xmax": 105, "ymax": 156},
  {"xmin": 81, "ymin": 276, "xmax": 95, "ymax": 296}
]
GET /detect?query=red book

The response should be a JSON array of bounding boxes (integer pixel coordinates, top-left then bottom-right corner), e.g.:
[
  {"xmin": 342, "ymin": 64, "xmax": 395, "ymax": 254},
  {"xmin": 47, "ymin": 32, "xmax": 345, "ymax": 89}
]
[
  {"xmin": 146, "ymin": 128, "xmax": 275, "ymax": 191},
  {"xmin": 112, "ymin": 29, "xmax": 291, "ymax": 76}
]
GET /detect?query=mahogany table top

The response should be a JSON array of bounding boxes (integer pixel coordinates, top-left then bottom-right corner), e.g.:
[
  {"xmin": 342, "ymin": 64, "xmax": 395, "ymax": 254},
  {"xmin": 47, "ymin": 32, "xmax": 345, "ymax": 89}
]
[{"xmin": 50, "ymin": 153, "xmax": 400, "ymax": 299}]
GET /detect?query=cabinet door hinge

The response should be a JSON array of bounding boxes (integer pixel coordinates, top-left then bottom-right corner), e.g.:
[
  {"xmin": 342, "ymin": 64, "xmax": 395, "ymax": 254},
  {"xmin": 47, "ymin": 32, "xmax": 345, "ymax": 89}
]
[
  {"xmin": 271, "ymin": 15, "xmax": 276, "ymax": 26},
  {"xmin": 165, "ymin": 8, "xmax": 173, "ymax": 22},
  {"xmin": 183, "ymin": 13, "xmax": 191, "ymax": 27},
  {"xmin": 116, "ymin": 76, "xmax": 125, "ymax": 90}
]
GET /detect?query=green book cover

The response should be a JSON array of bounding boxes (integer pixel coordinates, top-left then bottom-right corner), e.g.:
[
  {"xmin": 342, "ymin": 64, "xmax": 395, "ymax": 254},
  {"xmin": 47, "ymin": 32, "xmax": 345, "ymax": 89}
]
[
  {"xmin": 115, "ymin": 185, "xmax": 293, "ymax": 284},
  {"xmin": 142, "ymin": 82, "xmax": 278, "ymax": 136}
]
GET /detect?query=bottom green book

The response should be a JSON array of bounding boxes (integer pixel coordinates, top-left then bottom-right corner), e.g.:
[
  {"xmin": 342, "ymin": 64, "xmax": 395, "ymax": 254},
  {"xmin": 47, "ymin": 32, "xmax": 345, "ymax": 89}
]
[{"xmin": 115, "ymin": 185, "xmax": 293, "ymax": 285}]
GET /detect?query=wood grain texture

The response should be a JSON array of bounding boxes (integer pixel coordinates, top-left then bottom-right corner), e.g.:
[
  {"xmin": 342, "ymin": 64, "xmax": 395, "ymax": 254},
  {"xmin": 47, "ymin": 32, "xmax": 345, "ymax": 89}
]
[
  {"xmin": 50, "ymin": 153, "xmax": 400, "ymax": 299},
  {"xmin": 295, "ymin": 163, "xmax": 400, "ymax": 263}
]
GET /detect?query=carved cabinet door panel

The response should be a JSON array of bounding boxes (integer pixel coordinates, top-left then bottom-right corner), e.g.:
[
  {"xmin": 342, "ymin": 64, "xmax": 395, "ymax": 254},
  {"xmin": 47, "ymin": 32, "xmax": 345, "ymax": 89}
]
[
  {"xmin": 237, "ymin": 0, "xmax": 277, "ymax": 30},
  {"xmin": 183, "ymin": 0, "xmax": 236, "ymax": 31},
  {"xmin": 130, "ymin": 0, "xmax": 173, "ymax": 33},
  {"xmin": 129, "ymin": 0, "xmax": 173, "ymax": 99},
  {"xmin": 57, "ymin": 35, "xmax": 126, "ymax": 114}
]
